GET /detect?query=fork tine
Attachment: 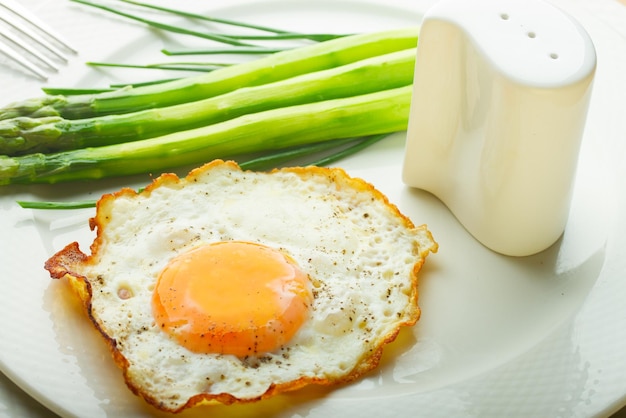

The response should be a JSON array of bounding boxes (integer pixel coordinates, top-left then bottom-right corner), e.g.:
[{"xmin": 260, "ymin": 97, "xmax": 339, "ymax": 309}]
[
  {"xmin": 0, "ymin": 38, "xmax": 48, "ymax": 80},
  {"xmin": 0, "ymin": 25, "xmax": 59, "ymax": 70},
  {"xmin": 0, "ymin": 0, "xmax": 77, "ymax": 54},
  {"xmin": 0, "ymin": 10, "xmax": 70, "ymax": 62},
  {"xmin": 0, "ymin": 0, "xmax": 76, "ymax": 79}
]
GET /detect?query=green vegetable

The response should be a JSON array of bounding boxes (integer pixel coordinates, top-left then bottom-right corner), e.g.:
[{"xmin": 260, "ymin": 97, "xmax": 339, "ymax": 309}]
[
  {"xmin": 72, "ymin": 0, "xmax": 254, "ymax": 47},
  {"xmin": 15, "ymin": 134, "xmax": 389, "ymax": 210},
  {"xmin": 0, "ymin": 49, "xmax": 415, "ymax": 155},
  {"xmin": 114, "ymin": 0, "xmax": 347, "ymax": 42},
  {"xmin": 73, "ymin": 0, "xmax": 346, "ymax": 44},
  {"xmin": 160, "ymin": 46, "xmax": 289, "ymax": 56},
  {"xmin": 85, "ymin": 61, "xmax": 231, "ymax": 72},
  {"xmin": 17, "ymin": 200, "xmax": 99, "ymax": 210},
  {"xmin": 0, "ymin": 86, "xmax": 411, "ymax": 185},
  {"xmin": 0, "ymin": 27, "xmax": 418, "ymax": 121}
]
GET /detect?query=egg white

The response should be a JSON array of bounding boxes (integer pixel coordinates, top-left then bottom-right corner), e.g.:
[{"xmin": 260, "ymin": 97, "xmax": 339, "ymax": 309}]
[{"xmin": 47, "ymin": 160, "xmax": 437, "ymax": 412}]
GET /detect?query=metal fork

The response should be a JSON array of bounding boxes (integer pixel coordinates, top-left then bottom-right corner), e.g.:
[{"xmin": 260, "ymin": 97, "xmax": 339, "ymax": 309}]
[{"xmin": 0, "ymin": 0, "xmax": 77, "ymax": 80}]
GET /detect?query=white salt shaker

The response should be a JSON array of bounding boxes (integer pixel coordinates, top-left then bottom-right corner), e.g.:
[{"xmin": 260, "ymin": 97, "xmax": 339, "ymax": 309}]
[{"xmin": 402, "ymin": 0, "xmax": 596, "ymax": 256}]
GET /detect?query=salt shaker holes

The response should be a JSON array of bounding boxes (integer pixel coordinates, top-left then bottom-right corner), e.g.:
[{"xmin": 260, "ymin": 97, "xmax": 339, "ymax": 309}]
[{"xmin": 498, "ymin": 12, "xmax": 560, "ymax": 60}]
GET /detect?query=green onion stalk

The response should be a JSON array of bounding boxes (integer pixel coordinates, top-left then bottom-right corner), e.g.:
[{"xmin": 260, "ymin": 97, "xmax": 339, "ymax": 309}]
[
  {"xmin": 72, "ymin": 0, "xmax": 347, "ymax": 44},
  {"xmin": 110, "ymin": 0, "xmax": 348, "ymax": 42}
]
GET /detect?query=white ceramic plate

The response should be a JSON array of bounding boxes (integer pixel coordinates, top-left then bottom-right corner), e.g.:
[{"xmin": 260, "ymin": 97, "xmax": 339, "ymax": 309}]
[{"xmin": 1, "ymin": 1, "xmax": 625, "ymax": 417}]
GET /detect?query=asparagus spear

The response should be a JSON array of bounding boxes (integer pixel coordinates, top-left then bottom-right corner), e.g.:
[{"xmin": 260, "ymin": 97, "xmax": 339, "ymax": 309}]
[
  {"xmin": 0, "ymin": 86, "xmax": 412, "ymax": 186},
  {"xmin": 16, "ymin": 134, "xmax": 389, "ymax": 210},
  {"xmin": 0, "ymin": 28, "xmax": 418, "ymax": 121},
  {"xmin": 0, "ymin": 49, "xmax": 415, "ymax": 156}
]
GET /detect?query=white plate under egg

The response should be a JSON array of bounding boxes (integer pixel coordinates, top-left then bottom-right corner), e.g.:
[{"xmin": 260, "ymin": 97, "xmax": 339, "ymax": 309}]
[{"xmin": 0, "ymin": 0, "xmax": 625, "ymax": 417}]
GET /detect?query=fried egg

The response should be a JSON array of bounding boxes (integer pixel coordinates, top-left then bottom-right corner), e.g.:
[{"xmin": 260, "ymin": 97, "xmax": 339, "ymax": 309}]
[{"xmin": 45, "ymin": 160, "xmax": 437, "ymax": 413}]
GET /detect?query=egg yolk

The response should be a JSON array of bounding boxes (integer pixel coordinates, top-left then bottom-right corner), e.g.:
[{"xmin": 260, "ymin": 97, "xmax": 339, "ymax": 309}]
[{"xmin": 152, "ymin": 241, "xmax": 312, "ymax": 357}]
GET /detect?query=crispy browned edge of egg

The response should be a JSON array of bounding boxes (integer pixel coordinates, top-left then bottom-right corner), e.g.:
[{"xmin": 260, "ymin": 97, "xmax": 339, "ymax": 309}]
[{"xmin": 44, "ymin": 159, "xmax": 438, "ymax": 413}]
